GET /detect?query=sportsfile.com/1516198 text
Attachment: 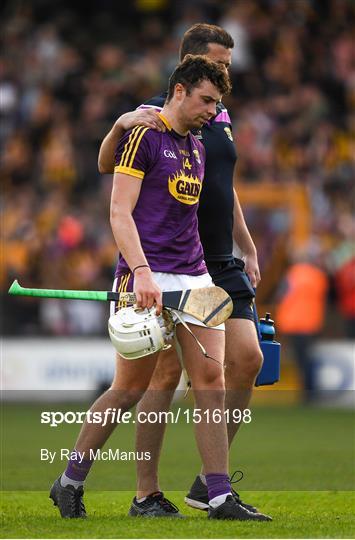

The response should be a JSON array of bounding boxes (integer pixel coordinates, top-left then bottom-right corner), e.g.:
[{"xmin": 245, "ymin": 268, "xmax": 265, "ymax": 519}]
[{"xmin": 40, "ymin": 408, "xmax": 252, "ymax": 427}]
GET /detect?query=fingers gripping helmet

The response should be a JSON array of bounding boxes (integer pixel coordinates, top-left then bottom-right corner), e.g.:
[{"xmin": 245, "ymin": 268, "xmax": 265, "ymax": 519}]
[{"xmin": 108, "ymin": 306, "xmax": 175, "ymax": 360}]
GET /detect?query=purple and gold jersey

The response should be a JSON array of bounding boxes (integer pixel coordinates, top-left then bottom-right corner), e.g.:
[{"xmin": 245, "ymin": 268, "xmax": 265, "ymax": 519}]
[
  {"xmin": 114, "ymin": 114, "xmax": 207, "ymax": 276},
  {"xmin": 139, "ymin": 95, "xmax": 237, "ymax": 261}
]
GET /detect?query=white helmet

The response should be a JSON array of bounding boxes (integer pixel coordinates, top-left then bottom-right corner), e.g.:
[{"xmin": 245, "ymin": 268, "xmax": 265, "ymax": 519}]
[{"xmin": 108, "ymin": 306, "xmax": 175, "ymax": 360}]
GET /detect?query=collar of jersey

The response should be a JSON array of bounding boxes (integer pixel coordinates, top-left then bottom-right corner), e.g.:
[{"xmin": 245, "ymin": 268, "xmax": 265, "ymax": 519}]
[
  {"xmin": 158, "ymin": 112, "xmax": 188, "ymax": 139},
  {"xmin": 158, "ymin": 113, "xmax": 172, "ymax": 130}
]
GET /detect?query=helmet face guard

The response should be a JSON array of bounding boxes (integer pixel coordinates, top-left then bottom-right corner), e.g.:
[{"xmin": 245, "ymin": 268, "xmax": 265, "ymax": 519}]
[{"xmin": 108, "ymin": 306, "xmax": 175, "ymax": 360}]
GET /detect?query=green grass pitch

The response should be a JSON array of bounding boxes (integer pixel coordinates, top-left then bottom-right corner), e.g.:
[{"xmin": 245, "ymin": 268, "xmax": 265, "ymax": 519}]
[{"xmin": 1, "ymin": 402, "xmax": 354, "ymax": 538}]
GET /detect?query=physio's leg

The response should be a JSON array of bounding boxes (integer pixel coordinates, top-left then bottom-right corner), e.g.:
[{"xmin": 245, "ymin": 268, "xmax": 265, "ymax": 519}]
[
  {"xmin": 135, "ymin": 345, "xmax": 182, "ymax": 497},
  {"xmin": 177, "ymin": 324, "xmax": 228, "ymax": 475}
]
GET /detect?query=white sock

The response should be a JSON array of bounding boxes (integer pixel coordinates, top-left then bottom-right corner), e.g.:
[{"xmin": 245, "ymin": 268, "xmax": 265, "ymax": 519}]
[
  {"xmin": 209, "ymin": 492, "xmax": 232, "ymax": 508},
  {"xmin": 199, "ymin": 474, "xmax": 207, "ymax": 486},
  {"xmin": 60, "ymin": 472, "xmax": 84, "ymax": 489},
  {"xmin": 136, "ymin": 496, "xmax": 147, "ymax": 503}
]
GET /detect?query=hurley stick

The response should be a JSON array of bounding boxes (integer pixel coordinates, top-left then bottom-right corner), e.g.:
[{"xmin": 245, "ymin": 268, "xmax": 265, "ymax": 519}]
[{"xmin": 8, "ymin": 280, "xmax": 232, "ymax": 327}]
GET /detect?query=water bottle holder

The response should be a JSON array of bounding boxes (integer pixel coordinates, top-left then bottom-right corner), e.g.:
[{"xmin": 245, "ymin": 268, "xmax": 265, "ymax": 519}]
[{"xmin": 255, "ymin": 340, "xmax": 281, "ymax": 387}]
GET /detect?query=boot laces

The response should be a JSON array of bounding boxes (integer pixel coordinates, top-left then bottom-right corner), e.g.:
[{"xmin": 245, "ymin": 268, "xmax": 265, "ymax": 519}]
[{"xmin": 229, "ymin": 470, "xmax": 244, "ymax": 502}]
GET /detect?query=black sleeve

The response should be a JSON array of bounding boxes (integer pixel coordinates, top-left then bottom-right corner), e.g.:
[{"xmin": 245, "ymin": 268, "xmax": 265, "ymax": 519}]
[{"xmin": 138, "ymin": 93, "xmax": 166, "ymax": 109}]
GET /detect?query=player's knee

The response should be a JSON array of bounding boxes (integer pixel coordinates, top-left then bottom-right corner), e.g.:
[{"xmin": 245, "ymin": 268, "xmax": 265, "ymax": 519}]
[
  {"xmin": 149, "ymin": 347, "xmax": 182, "ymax": 390},
  {"xmin": 192, "ymin": 372, "xmax": 225, "ymax": 408},
  {"xmin": 192, "ymin": 367, "xmax": 225, "ymax": 391},
  {"xmin": 160, "ymin": 362, "xmax": 182, "ymax": 389}
]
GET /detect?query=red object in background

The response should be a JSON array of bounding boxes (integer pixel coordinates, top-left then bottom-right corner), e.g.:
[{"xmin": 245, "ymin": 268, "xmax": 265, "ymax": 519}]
[
  {"xmin": 58, "ymin": 215, "xmax": 84, "ymax": 248},
  {"xmin": 334, "ymin": 257, "xmax": 355, "ymax": 318}
]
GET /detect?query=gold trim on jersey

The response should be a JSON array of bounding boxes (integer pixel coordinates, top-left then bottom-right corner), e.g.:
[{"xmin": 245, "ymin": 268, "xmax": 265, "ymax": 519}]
[
  {"xmin": 117, "ymin": 272, "xmax": 131, "ymax": 310},
  {"xmin": 119, "ymin": 126, "xmax": 148, "ymax": 169},
  {"xmin": 119, "ymin": 126, "xmax": 141, "ymax": 168},
  {"xmin": 158, "ymin": 113, "xmax": 172, "ymax": 130},
  {"xmin": 114, "ymin": 165, "xmax": 144, "ymax": 179},
  {"xmin": 128, "ymin": 127, "xmax": 149, "ymax": 168}
]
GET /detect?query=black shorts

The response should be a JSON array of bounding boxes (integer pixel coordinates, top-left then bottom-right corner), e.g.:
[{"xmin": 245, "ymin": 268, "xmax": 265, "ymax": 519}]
[{"xmin": 206, "ymin": 258, "xmax": 255, "ymax": 321}]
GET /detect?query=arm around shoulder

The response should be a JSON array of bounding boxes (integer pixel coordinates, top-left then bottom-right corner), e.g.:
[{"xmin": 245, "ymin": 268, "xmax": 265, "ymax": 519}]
[
  {"xmin": 98, "ymin": 110, "xmax": 166, "ymax": 174},
  {"xmin": 98, "ymin": 120, "xmax": 126, "ymax": 174}
]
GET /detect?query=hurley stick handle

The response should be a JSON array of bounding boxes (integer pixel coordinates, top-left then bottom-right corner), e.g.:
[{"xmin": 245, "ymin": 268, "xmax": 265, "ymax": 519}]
[{"xmin": 8, "ymin": 280, "xmax": 136, "ymax": 303}]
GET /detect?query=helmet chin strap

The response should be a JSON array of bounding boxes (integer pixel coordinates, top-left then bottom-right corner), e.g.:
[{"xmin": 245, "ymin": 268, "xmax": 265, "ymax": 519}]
[
  {"xmin": 171, "ymin": 309, "xmax": 222, "ymax": 365},
  {"xmin": 170, "ymin": 309, "xmax": 224, "ymax": 397}
]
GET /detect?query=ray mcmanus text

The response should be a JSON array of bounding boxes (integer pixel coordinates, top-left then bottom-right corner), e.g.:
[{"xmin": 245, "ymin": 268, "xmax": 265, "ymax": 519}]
[{"xmin": 40, "ymin": 448, "xmax": 151, "ymax": 463}]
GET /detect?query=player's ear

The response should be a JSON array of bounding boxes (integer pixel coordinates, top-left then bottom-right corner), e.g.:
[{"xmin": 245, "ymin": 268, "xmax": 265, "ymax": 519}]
[{"xmin": 174, "ymin": 83, "xmax": 186, "ymax": 101}]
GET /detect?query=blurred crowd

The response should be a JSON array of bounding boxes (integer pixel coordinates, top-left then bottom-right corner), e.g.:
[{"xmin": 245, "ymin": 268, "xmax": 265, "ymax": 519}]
[{"xmin": 1, "ymin": 0, "xmax": 354, "ymax": 336}]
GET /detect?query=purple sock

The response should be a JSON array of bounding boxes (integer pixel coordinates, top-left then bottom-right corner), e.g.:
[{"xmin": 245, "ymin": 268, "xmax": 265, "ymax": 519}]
[
  {"xmin": 206, "ymin": 473, "xmax": 231, "ymax": 501},
  {"xmin": 64, "ymin": 451, "xmax": 93, "ymax": 482}
]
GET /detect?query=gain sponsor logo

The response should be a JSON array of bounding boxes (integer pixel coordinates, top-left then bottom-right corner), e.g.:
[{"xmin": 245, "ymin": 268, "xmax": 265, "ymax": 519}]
[
  {"xmin": 164, "ymin": 149, "xmax": 177, "ymax": 159},
  {"xmin": 168, "ymin": 170, "xmax": 202, "ymax": 205}
]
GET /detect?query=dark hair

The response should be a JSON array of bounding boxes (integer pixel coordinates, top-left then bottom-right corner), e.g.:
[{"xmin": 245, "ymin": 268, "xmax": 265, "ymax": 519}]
[
  {"xmin": 166, "ymin": 54, "xmax": 231, "ymax": 102},
  {"xmin": 179, "ymin": 23, "xmax": 234, "ymax": 61}
]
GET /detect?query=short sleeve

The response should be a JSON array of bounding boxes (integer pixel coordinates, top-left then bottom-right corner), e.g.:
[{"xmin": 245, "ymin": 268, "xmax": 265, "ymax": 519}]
[{"xmin": 114, "ymin": 126, "xmax": 152, "ymax": 180}]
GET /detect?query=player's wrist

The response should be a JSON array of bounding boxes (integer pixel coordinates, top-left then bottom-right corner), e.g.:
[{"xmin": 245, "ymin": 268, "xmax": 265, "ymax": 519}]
[
  {"xmin": 243, "ymin": 246, "xmax": 257, "ymax": 258},
  {"xmin": 133, "ymin": 264, "xmax": 151, "ymax": 275},
  {"xmin": 114, "ymin": 114, "xmax": 128, "ymax": 132}
]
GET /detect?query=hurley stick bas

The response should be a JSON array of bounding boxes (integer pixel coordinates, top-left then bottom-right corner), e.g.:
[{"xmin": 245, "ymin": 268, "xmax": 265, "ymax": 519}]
[{"xmin": 8, "ymin": 280, "xmax": 233, "ymax": 327}]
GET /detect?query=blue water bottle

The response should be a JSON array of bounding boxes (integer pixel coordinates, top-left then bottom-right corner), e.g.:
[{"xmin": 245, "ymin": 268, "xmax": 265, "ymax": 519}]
[
  {"xmin": 255, "ymin": 311, "xmax": 281, "ymax": 386},
  {"xmin": 259, "ymin": 313, "xmax": 276, "ymax": 341}
]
